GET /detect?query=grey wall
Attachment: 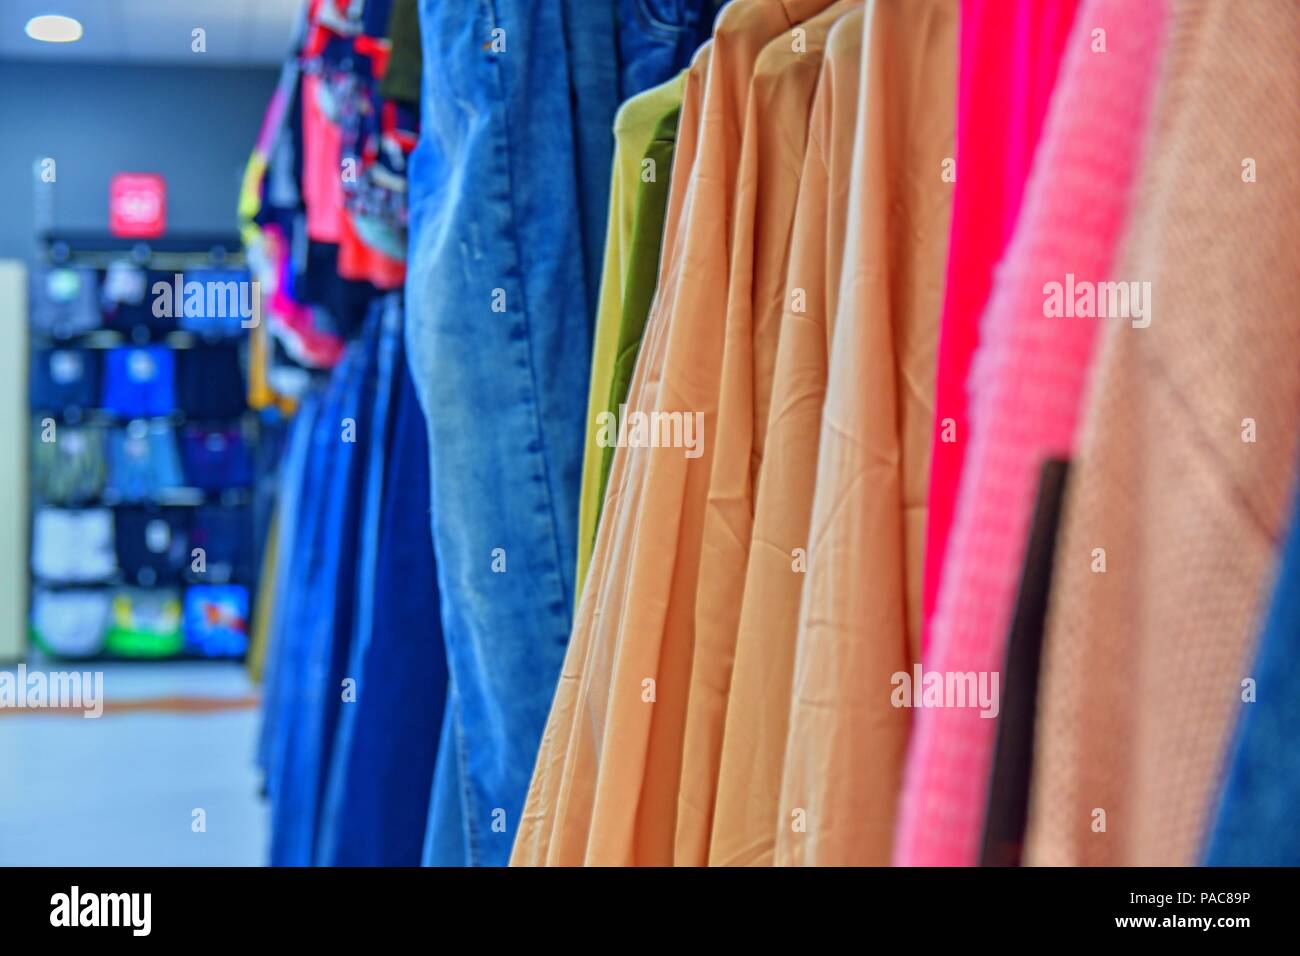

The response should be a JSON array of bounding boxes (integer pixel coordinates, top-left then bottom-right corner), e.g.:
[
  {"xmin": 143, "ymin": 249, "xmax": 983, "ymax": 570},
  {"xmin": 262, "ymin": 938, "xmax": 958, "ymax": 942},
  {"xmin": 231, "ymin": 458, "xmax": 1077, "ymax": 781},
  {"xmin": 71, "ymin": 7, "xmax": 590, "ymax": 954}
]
[{"xmin": 0, "ymin": 60, "xmax": 279, "ymax": 261}]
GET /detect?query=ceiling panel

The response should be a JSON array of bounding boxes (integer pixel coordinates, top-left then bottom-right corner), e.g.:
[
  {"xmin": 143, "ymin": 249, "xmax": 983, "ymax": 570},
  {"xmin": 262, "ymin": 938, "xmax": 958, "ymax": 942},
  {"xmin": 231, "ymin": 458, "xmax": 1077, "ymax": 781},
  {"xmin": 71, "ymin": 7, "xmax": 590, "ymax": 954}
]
[{"xmin": 0, "ymin": 0, "xmax": 301, "ymax": 66}]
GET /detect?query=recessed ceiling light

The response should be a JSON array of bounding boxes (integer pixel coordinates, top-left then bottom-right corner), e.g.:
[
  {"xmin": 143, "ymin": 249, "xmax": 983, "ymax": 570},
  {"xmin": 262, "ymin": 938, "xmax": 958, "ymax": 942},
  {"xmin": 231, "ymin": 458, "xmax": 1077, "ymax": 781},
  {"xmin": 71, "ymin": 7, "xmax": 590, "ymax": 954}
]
[{"xmin": 25, "ymin": 14, "xmax": 83, "ymax": 43}]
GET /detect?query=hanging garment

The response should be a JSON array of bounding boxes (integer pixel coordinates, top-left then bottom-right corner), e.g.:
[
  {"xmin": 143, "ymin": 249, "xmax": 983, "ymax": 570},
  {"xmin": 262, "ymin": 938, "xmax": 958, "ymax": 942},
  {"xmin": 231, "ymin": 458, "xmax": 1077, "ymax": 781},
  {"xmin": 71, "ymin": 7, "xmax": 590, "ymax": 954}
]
[
  {"xmin": 103, "ymin": 588, "xmax": 184, "ymax": 658},
  {"xmin": 775, "ymin": 0, "xmax": 954, "ymax": 866},
  {"xmin": 577, "ymin": 70, "xmax": 688, "ymax": 599},
  {"xmin": 317, "ymin": 327, "xmax": 449, "ymax": 867},
  {"xmin": 677, "ymin": 0, "xmax": 860, "ymax": 868},
  {"xmin": 29, "ymin": 267, "xmax": 101, "ymax": 339},
  {"xmin": 1024, "ymin": 0, "xmax": 1300, "ymax": 867},
  {"xmin": 266, "ymin": 309, "xmax": 383, "ymax": 866},
  {"xmin": 708, "ymin": 5, "xmax": 863, "ymax": 868},
  {"xmin": 29, "ymin": 588, "xmax": 113, "ymax": 660},
  {"xmin": 406, "ymin": 0, "xmax": 709, "ymax": 867},
  {"xmin": 979, "ymin": 459, "xmax": 1070, "ymax": 866},
  {"xmin": 256, "ymin": 388, "xmax": 322, "ymax": 782},
  {"xmin": 511, "ymin": 40, "xmax": 711, "ymax": 867},
  {"xmin": 919, "ymin": 0, "xmax": 1077, "ymax": 654},
  {"xmin": 595, "ymin": 100, "xmax": 686, "ymax": 526},
  {"xmin": 1205, "ymin": 468, "xmax": 1300, "ymax": 866},
  {"xmin": 246, "ymin": 506, "xmax": 280, "ymax": 683},
  {"xmin": 513, "ymin": 0, "xmax": 839, "ymax": 867},
  {"xmin": 893, "ymin": 0, "xmax": 1169, "ymax": 868},
  {"xmin": 31, "ymin": 425, "xmax": 107, "ymax": 506}
]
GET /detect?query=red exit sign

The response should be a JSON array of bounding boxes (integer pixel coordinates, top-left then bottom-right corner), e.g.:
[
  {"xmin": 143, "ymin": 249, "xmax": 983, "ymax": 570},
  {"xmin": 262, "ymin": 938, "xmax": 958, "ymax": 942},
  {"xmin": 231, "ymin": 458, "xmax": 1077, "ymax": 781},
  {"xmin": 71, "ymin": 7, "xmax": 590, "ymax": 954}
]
[{"xmin": 109, "ymin": 172, "xmax": 167, "ymax": 238}]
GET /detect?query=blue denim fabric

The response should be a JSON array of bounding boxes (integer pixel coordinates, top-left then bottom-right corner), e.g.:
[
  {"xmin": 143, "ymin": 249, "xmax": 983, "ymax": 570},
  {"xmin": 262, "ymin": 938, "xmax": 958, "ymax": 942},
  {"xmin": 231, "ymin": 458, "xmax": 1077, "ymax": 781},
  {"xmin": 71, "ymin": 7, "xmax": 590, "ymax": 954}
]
[
  {"xmin": 267, "ymin": 308, "xmax": 383, "ymax": 866},
  {"xmin": 422, "ymin": 687, "xmax": 470, "ymax": 865},
  {"xmin": 618, "ymin": 0, "xmax": 721, "ymax": 98},
  {"xmin": 264, "ymin": 374, "xmax": 347, "ymax": 859},
  {"xmin": 1204, "ymin": 470, "xmax": 1300, "ymax": 866},
  {"xmin": 406, "ymin": 0, "xmax": 711, "ymax": 866},
  {"xmin": 318, "ymin": 340, "xmax": 449, "ymax": 866},
  {"xmin": 256, "ymin": 388, "xmax": 321, "ymax": 787}
]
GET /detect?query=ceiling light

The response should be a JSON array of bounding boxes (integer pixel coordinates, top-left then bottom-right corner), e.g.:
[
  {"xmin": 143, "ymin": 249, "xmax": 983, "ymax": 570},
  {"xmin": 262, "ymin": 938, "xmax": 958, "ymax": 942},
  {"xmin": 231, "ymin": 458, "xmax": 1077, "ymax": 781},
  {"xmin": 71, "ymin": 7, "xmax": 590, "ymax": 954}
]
[{"xmin": 25, "ymin": 15, "xmax": 83, "ymax": 43}]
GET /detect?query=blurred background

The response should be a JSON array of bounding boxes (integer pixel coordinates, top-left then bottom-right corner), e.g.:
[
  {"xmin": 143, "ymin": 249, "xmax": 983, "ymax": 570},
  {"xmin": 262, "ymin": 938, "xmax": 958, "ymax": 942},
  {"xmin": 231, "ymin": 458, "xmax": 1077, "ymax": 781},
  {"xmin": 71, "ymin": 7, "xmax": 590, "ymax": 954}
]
[{"xmin": 0, "ymin": 0, "xmax": 301, "ymax": 865}]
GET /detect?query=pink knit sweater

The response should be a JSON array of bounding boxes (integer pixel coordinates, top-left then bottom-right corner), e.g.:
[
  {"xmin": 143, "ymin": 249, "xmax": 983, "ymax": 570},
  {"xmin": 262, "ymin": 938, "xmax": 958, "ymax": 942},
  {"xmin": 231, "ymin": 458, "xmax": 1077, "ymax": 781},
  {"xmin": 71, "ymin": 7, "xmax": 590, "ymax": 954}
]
[{"xmin": 893, "ymin": 0, "xmax": 1169, "ymax": 866}]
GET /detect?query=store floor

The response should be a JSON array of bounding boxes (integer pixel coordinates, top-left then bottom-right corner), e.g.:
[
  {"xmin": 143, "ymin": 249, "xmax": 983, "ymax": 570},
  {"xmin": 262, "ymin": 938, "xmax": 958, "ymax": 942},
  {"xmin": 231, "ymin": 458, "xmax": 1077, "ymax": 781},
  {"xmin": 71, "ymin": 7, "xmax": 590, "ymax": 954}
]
[{"xmin": 0, "ymin": 661, "xmax": 267, "ymax": 866}]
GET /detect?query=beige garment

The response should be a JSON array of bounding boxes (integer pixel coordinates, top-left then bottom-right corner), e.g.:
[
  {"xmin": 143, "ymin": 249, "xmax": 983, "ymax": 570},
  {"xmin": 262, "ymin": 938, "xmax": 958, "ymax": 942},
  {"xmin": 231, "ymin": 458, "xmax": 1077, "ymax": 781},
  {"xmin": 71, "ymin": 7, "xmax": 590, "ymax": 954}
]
[
  {"xmin": 511, "ymin": 42, "xmax": 710, "ymax": 867},
  {"xmin": 514, "ymin": 0, "xmax": 843, "ymax": 867},
  {"xmin": 775, "ymin": 0, "xmax": 955, "ymax": 866},
  {"xmin": 676, "ymin": 0, "xmax": 860, "ymax": 868},
  {"xmin": 581, "ymin": 0, "xmax": 837, "ymax": 867},
  {"xmin": 1024, "ymin": 0, "xmax": 1300, "ymax": 867},
  {"xmin": 708, "ymin": 7, "xmax": 863, "ymax": 868}
]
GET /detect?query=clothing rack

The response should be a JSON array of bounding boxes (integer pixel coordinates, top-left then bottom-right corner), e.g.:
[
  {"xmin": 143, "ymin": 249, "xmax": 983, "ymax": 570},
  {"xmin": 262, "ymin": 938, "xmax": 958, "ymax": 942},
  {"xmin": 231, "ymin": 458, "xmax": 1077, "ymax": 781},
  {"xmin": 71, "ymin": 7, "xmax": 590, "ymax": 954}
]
[{"xmin": 26, "ymin": 233, "xmax": 260, "ymax": 662}]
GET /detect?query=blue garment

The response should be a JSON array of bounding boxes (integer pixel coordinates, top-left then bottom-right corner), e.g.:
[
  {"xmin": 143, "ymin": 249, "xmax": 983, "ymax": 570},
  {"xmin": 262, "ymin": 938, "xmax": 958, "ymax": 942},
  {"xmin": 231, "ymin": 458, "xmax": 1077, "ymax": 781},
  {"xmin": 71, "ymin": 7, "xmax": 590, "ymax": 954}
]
[
  {"xmin": 178, "ymin": 425, "xmax": 254, "ymax": 491},
  {"xmin": 183, "ymin": 584, "xmax": 250, "ymax": 657},
  {"xmin": 257, "ymin": 388, "xmax": 322, "ymax": 788},
  {"xmin": 105, "ymin": 422, "xmax": 185, "ymax": 501},
  {"xmin": 267, "ymin": 308, "xmax": 383, "ymax": 866},
  {"xmin": 30, "ymin": 267, "xmax": 102, "ymax": 339},
  {"xmin": 102, "ymin": 346, "xmax": 175, "ymax": 419},
  {"xmin": 1204, "ymin": 470, "xmax": 1300, "ymax": 866},
  {"xmin": 318, "ymin": 313, "xmax": 449, "ymax": 866},
  {"xmin": 405, "ymin": 0, "xmax": 712, "ymax": 866},
  {"xmin": 177, "ymin": 268, "xmax": 255, "ymax": 338},
  {"xmin": 30, "ymin": 348, "xmax": 100, "ymax": 411}
]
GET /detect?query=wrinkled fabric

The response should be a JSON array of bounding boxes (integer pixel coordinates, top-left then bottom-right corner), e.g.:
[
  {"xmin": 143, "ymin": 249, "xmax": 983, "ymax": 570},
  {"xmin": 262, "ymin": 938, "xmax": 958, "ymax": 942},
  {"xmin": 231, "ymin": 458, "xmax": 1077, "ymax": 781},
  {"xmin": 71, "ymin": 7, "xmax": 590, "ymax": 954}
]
[
  {"xmin": 1205, "ymin": 469, "xmax": 1300, "ymax": 866},
  {"xmin": 894, "ymin": 0, "xmax": 1169, "ymax": 868},
  {"xmin": 920, "ymin": 0, "xmax": 1077, "ymax": 655},
  {"xmin": 407, "ymin": 0, "xmax": 706, "ymax": 867},
  {"xmin": 511, "ymin": 41, "xmax": 711, "ymax": 868},
  {"xmin": 775, "ymin": 0, "xmax": 954, "ymax": 867},
  {"xmin": 596, "ymin": 101, "xmax": 685, "ymax": 526},
  {"xmin": 1024, "ymin": 0, "xmax": 1300, "ymax": 867},
  {"xmin": 709, "ymin": 6, "xmax": 863, "ymax": 868},
  {"xmin": 513, "ymin": 0, "xmax": 839, "ymax": 867},
  {"xmin": 266, "ymin": 308, "xmax": 384, "ymax": 866},
  {"xmin": 677, "ymin": 0, "xmax": 859, "ymax": 868},
  {"xmin": 317, "ymin": 325, "xmax": 448, "ymax": 867},
  {"xmin": 577, "ymin": 70, "xmax": 688, "ymax": 600}
]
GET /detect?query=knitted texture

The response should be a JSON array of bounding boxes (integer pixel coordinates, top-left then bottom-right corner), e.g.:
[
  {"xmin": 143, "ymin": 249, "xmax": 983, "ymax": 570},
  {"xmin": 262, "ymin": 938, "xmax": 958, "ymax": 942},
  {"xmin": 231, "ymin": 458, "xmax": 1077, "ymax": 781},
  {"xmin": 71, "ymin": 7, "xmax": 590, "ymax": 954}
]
[
  {"xmin": 892, "ymin": 0, "xmax": 1169, "ymax": 866},
  {"xmin": 1024, "ymin": 0, "xmax": 1300, "ymax": 866}
]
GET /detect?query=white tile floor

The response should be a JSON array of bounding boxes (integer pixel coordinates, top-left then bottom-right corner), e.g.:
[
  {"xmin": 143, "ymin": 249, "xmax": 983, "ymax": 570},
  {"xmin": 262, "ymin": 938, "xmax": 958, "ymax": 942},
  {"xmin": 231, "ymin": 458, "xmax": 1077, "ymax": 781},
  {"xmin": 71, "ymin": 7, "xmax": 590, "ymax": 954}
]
[{"xmin": 0, "ymin": 662, "xmax": 268, "ymax": 866}]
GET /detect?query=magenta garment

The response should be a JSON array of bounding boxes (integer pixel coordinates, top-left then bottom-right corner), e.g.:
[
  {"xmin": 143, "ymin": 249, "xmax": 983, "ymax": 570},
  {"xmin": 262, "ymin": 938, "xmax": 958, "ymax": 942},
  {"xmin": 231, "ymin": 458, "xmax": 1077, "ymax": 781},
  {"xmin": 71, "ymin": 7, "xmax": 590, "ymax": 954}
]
[
  {"xmin": 894, "ymin": 0, "xmax": 1170, "ymax": 866},
  {"xmin": 920, "ymin": 0, "xmax": 1078, "ymax": 656}
]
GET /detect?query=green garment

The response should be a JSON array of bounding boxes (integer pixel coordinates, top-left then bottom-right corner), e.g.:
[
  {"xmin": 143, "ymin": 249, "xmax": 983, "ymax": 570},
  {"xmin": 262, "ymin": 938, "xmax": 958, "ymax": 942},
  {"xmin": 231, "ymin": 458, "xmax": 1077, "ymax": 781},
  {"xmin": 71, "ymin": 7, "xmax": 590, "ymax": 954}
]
[
  {"xmin": 575, "ymin": 72, "xmax": 686, "ymax": 599},
  {"xmin": 380, "ymin": 0, "xmax": 422, "ymax": 105},
  {"xmin": 103, "ymin": 589, "xmax": 183, "ymax": 658},
  {"xmin": 595, "ymin": 103, "xmax": 682, "ymax": 529}
]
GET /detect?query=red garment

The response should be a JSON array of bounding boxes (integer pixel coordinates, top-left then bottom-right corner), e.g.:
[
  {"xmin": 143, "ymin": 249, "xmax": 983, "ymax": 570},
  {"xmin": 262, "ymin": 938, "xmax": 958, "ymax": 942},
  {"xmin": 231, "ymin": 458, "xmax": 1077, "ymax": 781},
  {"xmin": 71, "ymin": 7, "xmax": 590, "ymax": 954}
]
[
  {"xmin": 301, "ymin": 72, "xmax": 345, "ymax": 244},
  {"xmin": 338, "ymin": 212, "xmax": 405, "ymax": 289},
  {"xmin": 919, "ymin": 0, "xmax": 1077, "ymax": 655},
  {"xmin": 895, "ymin": 0, "xmax": 1169, "ymax": 864}
]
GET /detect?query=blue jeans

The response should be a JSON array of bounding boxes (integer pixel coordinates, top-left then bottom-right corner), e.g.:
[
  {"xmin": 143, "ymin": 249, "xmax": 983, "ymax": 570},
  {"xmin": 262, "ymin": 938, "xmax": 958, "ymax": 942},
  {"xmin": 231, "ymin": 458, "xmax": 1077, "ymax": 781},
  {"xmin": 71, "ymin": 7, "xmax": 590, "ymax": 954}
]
[
  {"xmin": 406, "ymin": 0, "xmax": 713, "ymax": 866},
  {"xmin": 1204, "ymin": 467, "xmax": 1300, "ymax": 865},
  {"xmin": 256, "ymin": 389, "xmax": 321, "ymax": 789},
  {"xmin": 266, "ymin": 306, "xmax": 384, "ymax": 866},
  {"xmin": 316, "ymin": 302, "xmax": 450, "ymax": 867}
]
